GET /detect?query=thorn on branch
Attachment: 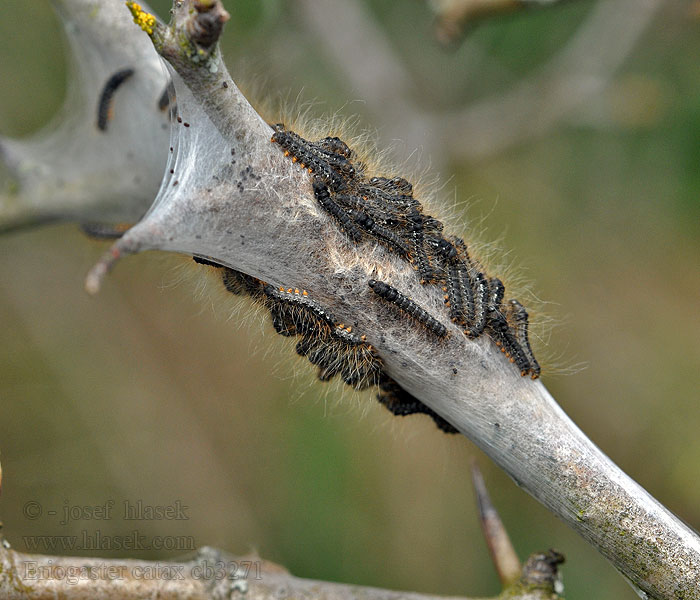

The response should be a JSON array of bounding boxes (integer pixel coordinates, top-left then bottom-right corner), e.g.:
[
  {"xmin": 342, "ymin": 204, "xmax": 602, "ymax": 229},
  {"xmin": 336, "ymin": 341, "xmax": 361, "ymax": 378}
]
[{"xmin": 471, "ymin": 461, "xmax": 521, "ymax": 586}]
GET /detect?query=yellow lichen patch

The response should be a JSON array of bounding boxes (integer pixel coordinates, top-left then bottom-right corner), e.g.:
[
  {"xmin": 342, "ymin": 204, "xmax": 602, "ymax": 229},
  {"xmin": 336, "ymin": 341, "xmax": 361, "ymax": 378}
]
[{"xmin": 126, "ymin": 1, "xmax": 156, "ymax": 35}]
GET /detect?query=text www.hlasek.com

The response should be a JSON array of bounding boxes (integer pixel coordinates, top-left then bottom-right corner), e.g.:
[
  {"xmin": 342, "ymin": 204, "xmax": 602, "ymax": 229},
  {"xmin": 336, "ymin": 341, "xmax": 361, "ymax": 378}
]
[{"xmin": 22, "ymin": 530, "xmax": 195, "ymax": 553}]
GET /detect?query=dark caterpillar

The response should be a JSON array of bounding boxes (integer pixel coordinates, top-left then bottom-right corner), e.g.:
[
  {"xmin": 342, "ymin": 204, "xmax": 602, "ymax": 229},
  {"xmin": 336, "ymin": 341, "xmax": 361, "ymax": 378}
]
[
  {"xmin": 97, "ymin": 68, "xmax": 135, "ymax": 131},
  {"xmin": 313, "ymin": 178, "xmax": 364, "ymax": 242},
  {"xmin": 349, "ymin": 209, "xmax": 410, "ymax": 256},
  {"xmin": 271, "ymin": 124, "xmax": 354, "ymax": 190},
  {"xmin": 508, "ymin": 300, "xmax": 540, "ymax": 379},
  {"xmin": 484, "ymin": 279, "xmax": 532, "ymax": 377},
  {"xmin": 221, "ymin": 267, "xmax": 265, "ymax": 299},
  {"xmin": 263, "ymin": 285, "xmax": 337, "ymax": 336},
  {"xmin": 368, "ymin": 279, "xmax": 447, "ymax": 338},
  {"xmin": 193, "ymin": 257, "xmax": 452, "ymax": 431},
  {"xmin": 407, "ymin": 212, "xmax": 434, "ymax": 284}
]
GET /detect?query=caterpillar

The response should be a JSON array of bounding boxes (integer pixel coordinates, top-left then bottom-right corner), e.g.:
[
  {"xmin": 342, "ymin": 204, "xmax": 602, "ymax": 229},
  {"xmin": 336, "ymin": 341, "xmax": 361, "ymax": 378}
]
[
  {"xmin": 96, "ymin": 68, "xmax": 135, "ymax": 131},
  {"xmin": 271, "ymin": 124, "xmax": 355, "ymax": 190},
  {"xmin": 349, "ymin": 209, "xmax": 410, "ymax": 256},
  {"xmin": 368, "ymin": 279, "xmax": 448, "ymax": 339},
  {"xmin": 508, "ymin": 299, "xmax": 540, "ymax": 379},
  {"xmin": 407, "ymin": 212, "xmax": 434, "ymax": 284},
  {"xmin": 484, "ymin": 280, "xmax": 533, "ymax": 377},
  {"xmin": 263, "ymin": 285, "xmax": 337, "ymax": 335},
  {"xmin": 312, "ymin": 178, "xmax": 365, "ymax": 242}
]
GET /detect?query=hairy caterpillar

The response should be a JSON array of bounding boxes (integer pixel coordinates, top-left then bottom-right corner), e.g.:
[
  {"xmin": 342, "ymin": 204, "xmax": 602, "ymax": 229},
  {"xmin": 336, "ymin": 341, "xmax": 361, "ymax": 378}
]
[
  {"xmin": 190, "ymin": 258, "xmax": 454, "ymax": 432},
  {"xmin": 312, "ymin": 178, "xmax": 364, "ymax": 242},
  {"xmin": 508, "ymin": 299, "xmax": 541, "ymax": 379},
  {"xmin": 368, "ymin": 279, "xmax": 448, "ymax": 339}
]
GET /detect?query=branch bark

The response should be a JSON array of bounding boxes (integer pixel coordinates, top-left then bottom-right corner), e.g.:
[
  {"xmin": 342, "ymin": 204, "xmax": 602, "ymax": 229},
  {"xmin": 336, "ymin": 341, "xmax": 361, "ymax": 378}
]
[
  {"xmin": 83, "ymin": 3, "xmax": 700, "ymax": 598},
  {"xmin": 0, "ymin": 544, "xmax": 563, "ymax": 600}
]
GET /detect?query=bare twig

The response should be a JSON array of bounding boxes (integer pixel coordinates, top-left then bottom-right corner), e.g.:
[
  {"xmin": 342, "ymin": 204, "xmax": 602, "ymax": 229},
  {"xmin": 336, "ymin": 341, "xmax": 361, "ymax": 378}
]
[
  {"xmin": 429, "ymin": 0, "xmax": 575, "ymax": 43},
  {"xmin": 0, "ymin": 543, "xmax": 567, "ymax": 600},
  {"xmin": 471, "ymin": 461, "xmax": 521, "ymax": 586},
  {"xmin": 81, "ymin": 2, "xmax": 700, "ymax": 598}
]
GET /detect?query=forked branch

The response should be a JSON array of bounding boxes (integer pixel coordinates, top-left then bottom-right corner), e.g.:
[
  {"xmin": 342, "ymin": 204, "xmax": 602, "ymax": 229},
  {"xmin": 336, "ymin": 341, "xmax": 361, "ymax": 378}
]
[{"xmin": 79, "ymin": 2, "xmax": 700, "ymax": 599}]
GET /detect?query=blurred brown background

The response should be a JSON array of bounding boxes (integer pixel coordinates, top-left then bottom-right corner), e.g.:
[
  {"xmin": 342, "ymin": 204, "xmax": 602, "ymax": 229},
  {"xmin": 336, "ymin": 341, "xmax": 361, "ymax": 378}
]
[{"xmin": 0, "ymin": 0, "xmax": 698, "ymax": 598}]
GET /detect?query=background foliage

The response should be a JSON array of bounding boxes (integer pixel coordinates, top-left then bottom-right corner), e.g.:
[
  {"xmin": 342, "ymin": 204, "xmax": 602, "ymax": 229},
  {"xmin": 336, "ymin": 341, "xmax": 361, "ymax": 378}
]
[{"xmin": 0, "ymin": 1, "xmax": 698, "ymax": 598}]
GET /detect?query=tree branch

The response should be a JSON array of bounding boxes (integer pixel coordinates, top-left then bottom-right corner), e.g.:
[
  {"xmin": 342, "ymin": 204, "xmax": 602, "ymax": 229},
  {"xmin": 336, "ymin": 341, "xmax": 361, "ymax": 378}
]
[
  {"xmin": 83, "ymin": 3, "xmax": 700, "ymax": 598},
  {"xmin": 0, "ymin": 452, "xmax": 565, "ymax": 599},
  {"xmin": 428, "ymin": 0, "xmax": 576, "ymax": 44},
  {"xmin": 0, "ymin": 544, "xmax": 567, "ymax": 600}
]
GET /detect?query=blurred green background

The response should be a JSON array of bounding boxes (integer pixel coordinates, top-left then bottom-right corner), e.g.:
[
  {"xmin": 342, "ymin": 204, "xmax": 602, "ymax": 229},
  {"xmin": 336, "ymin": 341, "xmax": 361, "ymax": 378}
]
[{"xmin": 0, "ymin": 0, "xmax": 698, "ymax": 598}]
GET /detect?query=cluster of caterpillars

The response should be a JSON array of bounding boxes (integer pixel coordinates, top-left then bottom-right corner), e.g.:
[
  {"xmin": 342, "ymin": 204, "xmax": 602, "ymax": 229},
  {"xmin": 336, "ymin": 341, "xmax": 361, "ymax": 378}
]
[
  {"xmin": 191, "ymin": 257, "xmax": 458, "ymax": 434},
  {"xmin": 90, "ymin": 65, "xmax": 539, "ymax": 432},
  {"xmin": 190, "ymin": 125, "xmax": 539, "ymax": 434},
  {"xmin": 270, "ymin": 124, "xmax": 540, "ymax": 379},
  {"xmin": 89, "ymin": 61, "xmax": 539, "ymax": 431}
]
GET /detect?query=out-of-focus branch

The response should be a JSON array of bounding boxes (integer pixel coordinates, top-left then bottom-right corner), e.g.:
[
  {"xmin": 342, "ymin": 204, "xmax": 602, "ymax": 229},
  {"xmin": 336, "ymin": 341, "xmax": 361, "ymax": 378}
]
[
  {"xmin": 297, "ymin": 0, "xmax": 661, "ymax": 166},
  {"xmin": 471, "ymin": 462, "xmax": 521, "ymax": 586},
  {"xmin": 428, "ymin": 0, "xmax": 575, "ymax": 44},
  {"xmin": 80, "ymin": 2, "xmax": 700, "ymax": 599},
  {"xmin": 0, "ymin": 444, "xmax": 564, "ymax": 599},
  {"xmin": 0, "ymin": 544, "xmax": 566, "ymax": 600}
]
